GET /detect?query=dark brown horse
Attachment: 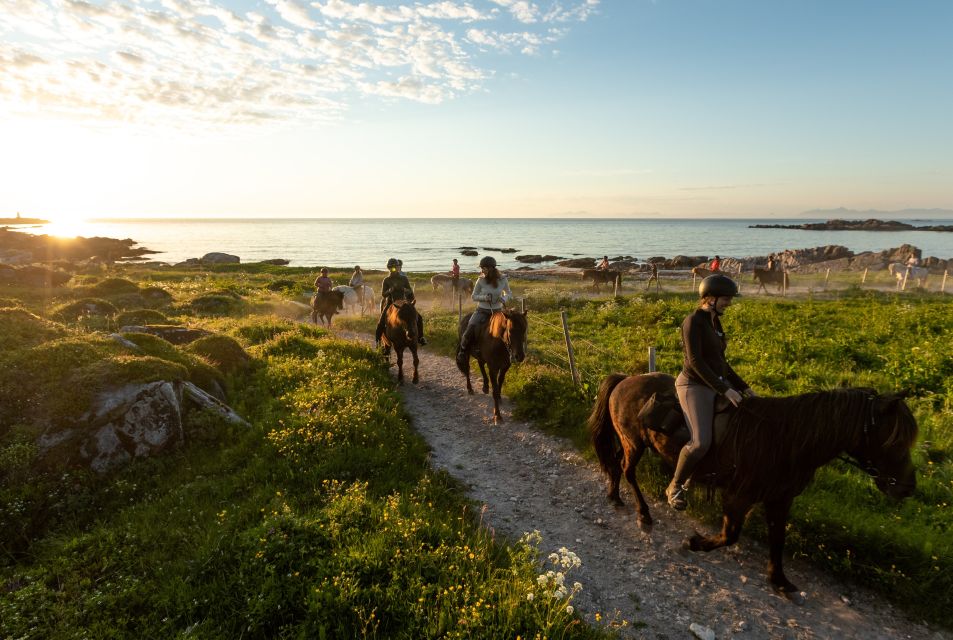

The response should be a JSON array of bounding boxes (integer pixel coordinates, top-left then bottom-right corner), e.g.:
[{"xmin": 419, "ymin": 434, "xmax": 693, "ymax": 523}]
[
  {"xmin": 581, "ymin": 269, "xmax": 622, "ymax": 291},
  {"xmin": 456, "ymin": 310, "xmax": 528, "ymax": 423},
  {"xmin": 310, "ymin": 290, "xmax": 345, "ymax": 327},
  {"xmin": 589, "ymin": 372, "xmax": 917, "ymax": 596},
  {"xmin": 381, "ymin": 300, "xmax": 420, "ymax": 384},
  {"xmin": 752, "ymin": 268, "xmax": 789, "ymax": 294},
  {"xmin": 431, "ymin": 273, "xmax": 474, "ymax": 295}
]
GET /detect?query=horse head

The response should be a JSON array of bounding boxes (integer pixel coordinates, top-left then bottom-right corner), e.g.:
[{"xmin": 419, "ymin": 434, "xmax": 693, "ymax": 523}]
[
  {"xmin": 390, "ymin": 300, "xmax": 419, "ymax": 343},
  {"xmin": 850, "ymin": 392, "xmax": 918, "ymax": 499},
  {"xmin": 502, "ymin": 310, "xmax": 528, "ymax": 363}
]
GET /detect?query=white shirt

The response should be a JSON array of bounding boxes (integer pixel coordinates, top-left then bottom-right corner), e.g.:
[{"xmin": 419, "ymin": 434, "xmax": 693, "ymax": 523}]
[{"xmin": 472, "ymin": 274, "xmax": 512, "ymax": 310}]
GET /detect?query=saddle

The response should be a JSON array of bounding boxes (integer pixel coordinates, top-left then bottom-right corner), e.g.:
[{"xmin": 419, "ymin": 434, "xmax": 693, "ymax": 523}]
[{"xmin": 638, "ymin": 391, "xmax": 736, "ymax": 448}]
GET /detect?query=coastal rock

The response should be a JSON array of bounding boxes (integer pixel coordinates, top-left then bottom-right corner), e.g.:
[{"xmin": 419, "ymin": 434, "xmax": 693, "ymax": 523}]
[
  {"xmin": 200, "ymin": 252, "xmax": 240, "ymax": 264},
  {"xmin": 0, "ymin": 249, "xmax": 33, "ymax": 265},
  {"xmin": 516, "ymin": 254, "xmax": 563, "ymax": 264},
  {"xmin": 556, "ymin": 258, "xmax": 596, "ymax": 268},
  {"xmin": 0, "ymin": 228, "xmax": 157, "ymax": 262},
  {"xmin": 461, "ymin": 249, "xmax": 478, "ymax": 256},
  {"xmin": 258, "ymin": 258, "xmax": 290, "ymax": 265},
  {"xmin": 9, "ymin": 265, "xmax": 72, "ymax": 287},
  {"xmin": 751, "ymin": 218, "xmax": 953, "ymax": 232},
  {"xmin": 669, "ymin": 255, "xmax": 708, "ymax": 269}
]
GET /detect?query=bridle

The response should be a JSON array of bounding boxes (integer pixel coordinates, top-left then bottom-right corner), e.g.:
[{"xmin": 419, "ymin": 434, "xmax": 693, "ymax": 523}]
[{"xmin": 837, "ymin": 395, "xmax": 902, "ymax": 488}]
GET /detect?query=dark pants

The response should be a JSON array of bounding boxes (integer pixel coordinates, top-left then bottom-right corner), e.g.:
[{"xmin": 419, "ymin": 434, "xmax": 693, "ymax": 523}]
[{"xmin": 459, "ymin": 308, "xmax": 491, "ymax": 352}]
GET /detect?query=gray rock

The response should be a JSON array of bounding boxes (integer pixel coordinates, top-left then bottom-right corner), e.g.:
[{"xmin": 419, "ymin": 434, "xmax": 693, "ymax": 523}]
[{"xmin": 200, "ymin": 252, "xmax": 240, "ymax": 264}]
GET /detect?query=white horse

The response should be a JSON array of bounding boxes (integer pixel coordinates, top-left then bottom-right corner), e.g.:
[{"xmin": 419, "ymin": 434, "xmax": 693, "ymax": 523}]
[
  {"xmin": 332, "ymin": 284, "xmax": 374, "ymax": 315},
  {"xmin": 888, "ymin": 263, "xmax": 928, "ymax": 289}
]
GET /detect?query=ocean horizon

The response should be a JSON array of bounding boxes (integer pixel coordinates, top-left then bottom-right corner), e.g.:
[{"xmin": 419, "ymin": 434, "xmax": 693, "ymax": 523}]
[{"xmin": 18, "ymin": 217, "xmax": 953, "ymax": 272}]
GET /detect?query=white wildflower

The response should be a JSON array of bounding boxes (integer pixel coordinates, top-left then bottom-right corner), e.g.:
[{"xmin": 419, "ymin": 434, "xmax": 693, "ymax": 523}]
[
  {"xmin": 566, "ymin": 605, "xmax": 574, "ymax": 614},
  {"xmin": 526, "ymin": 592, "xmax": 534, "ymax": 601}
]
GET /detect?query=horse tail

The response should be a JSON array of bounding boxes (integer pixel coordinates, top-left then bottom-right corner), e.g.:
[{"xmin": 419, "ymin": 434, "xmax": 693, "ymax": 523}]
[{"xmin": 588, "ymin": 373, "xmax": 626, "ymax": 480}]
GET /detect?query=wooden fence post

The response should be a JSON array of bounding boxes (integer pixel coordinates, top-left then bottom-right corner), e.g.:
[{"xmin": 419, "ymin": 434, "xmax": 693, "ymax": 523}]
[
  {"xmin": 458, "ymin": 292, "xmax": 463, "ymax": 324},
  {"xmin": 560, "ymin": 310, "xmax": 581, "ymax": 386},
  {"xmin": 862, "ymin": 267, "xmax": 868, "ymax": 284},
  {"xmin": 613, "ymin": 277, "xmax": 619, "ymax": 297},
  {"xmin": 901, "ymin": 267, "xmax": 910, "ymax": 291},
  {"xmin": 520, "ymin": 297, "xmax": 525, "ymax": 313},
  {"xmin": 648, "ymin": 346, "xmax": 656, "ymax": 373},
  {"xmin": 942, "ymin": 270, "xmax": 948, "ymax": 294},
  {"xmin": 824, "ymin": 268, "xmax": 831, "ymax": 290}
]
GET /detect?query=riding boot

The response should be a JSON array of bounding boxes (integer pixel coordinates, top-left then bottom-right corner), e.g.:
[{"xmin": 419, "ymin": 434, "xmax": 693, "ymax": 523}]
[
  {"xmin": 416, "ymin": 315, "xmax": 427, "ymax": 345},
  {"xmin": 665, "ymin": 446, "xmax": 696, "ymax": 511},
  {"xmin": 456, "ymin": 326, "xmax": 475, "ymax": 367}
]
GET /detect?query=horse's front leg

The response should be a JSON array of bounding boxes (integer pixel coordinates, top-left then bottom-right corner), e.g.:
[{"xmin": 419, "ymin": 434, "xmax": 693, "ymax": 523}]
[
  {"xmin": 410, "ymin": 345, "xmax": 419, "ymax": 384},
  {"xmin": 462, "ymin": 356, "xmax": 474, "ymax": 394},
  {"xmin": 477, "ymin": 359, "xmax": 489, "ymax": 395},
  {"xmin": 395, "ymin": 347, "xmax": 405, "ymax": 384},
  {"xmin": 764, "ymin": 494, "xmax": 800, "ymax": 598},
  {"xmin": 310, "ymin": 309, "xmax": 317, "ymax": 324},
  {"xmin": 622, "ymin": 440, "xmax": 652, "ymax": 529},
  {"xmin": 687, "ymin": 494, "xmax": 750, "ymax": 552},
  {"xmin": 489, "ymin": 365, "xmax": 503, "ymax": 423}
]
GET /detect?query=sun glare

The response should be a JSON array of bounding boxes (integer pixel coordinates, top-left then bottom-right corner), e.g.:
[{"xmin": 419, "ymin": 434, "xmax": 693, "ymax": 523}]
[{"xmin": 39, "ymin": 217, "xmax": 100, "ymax": 239}]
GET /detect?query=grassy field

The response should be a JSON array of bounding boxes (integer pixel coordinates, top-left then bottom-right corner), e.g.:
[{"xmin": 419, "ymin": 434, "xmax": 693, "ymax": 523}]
[
  {"xmin": 2, "ymin": 261, "xmax": 951, "ymax": 633},
  {"xmin": 0, "ymin": 264, "xmax": 615, "ymax": 639},
  {"xmin": 338, "ymin": 270, "xmax": 952, "ymax": 627}
]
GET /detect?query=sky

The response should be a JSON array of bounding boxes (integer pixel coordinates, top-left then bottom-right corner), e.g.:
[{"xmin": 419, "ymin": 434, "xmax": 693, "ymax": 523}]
[{"xmin": 1, "ymin": 0, "xmax": 951, "ymax": 220}]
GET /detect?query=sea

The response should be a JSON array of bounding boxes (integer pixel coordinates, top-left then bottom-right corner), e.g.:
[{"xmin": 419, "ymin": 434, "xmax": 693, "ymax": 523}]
[{"xmin": 16, "ymin": 218, "xmax": 953, "ymax": 272}]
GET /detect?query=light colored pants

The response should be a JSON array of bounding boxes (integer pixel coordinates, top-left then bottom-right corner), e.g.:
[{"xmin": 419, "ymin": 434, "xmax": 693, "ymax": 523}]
[{"xmin": 672, "ymin": 372, "xmax": 717, "ymax": 485}]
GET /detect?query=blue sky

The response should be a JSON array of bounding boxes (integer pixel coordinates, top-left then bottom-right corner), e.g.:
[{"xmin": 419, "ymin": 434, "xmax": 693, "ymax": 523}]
[{"xmin": 1, "ymin": 0, "xmax": 951, "ymax": 219}]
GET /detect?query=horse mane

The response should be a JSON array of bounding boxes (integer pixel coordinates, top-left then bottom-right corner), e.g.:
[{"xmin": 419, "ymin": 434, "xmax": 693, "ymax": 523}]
[
  {"xmin": 718, "ymin": 388, "xmax": 911, "ymax": 499},
  {"xmin": 488, "ymin": 309, "xmax": 526, "ymax": 343}
]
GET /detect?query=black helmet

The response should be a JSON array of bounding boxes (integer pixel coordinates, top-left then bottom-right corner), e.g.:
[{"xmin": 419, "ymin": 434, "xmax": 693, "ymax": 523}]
[
  {"xmin": 320, "ymin": 267, "xmax": 329, "ymax": 274},
  {"xmin": 386, "ymin": 257, "xmax": 399, "ymax": 270},
  {"xmin": 479, "ymin": 256, "xmax": 497, "ymax": 269},
  {"xmin": 354, "ymin": 265, "xmax": 360, "ymax": 271},
  {"xmin": 699, "ymin": 274, "xmax": 739, "ymax": 298}
]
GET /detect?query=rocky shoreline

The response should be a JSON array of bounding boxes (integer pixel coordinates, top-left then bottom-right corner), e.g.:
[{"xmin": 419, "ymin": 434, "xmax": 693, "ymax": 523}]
[{"xmin": 750, "ymin": 217, "xmax": 953, "ymax": 232}]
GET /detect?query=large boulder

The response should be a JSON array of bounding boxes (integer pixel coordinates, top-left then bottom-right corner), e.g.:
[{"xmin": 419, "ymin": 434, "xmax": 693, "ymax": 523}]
[
  {"xmin": 516, "ymin": 254, "xmax": 563, "ymax": 264},
  {"xmin": 37, "ymin": 381, "xmax": 249, "ymax": 473},
  {"xmin": 200, "ymin": 252, "xmax": 240, "ymax": 264},
  {"xmin": 556, "ymin": 258, "xmax": 597, "ymax": 268}
]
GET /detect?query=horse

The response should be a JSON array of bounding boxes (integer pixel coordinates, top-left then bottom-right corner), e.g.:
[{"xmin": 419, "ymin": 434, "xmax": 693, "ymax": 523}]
[
  {"xmin": 381, "ymin": 300, "xmax": 420, "ymax": 384},
  {"xmin": 431, "ymin": 273, "xmax": 474, "ymax": 296},
  {"xmin": 888, "ymin": 263, "xmax": 928, "ymax": 289},
  {"xmin": 332, "ymin": 284, "xmax": 374, "ymax": 315},
  {"xmin": 310, "ymin": 290, "xmax": 345, "ymax": 327},
  {"xmin": 588, "ymin": 372, "xmax": 917, "ymax": 597},
  {"xmin": 691, "ymin": 266, "xmax": 716, "ymax": 279},
  {"xmin": 581, "ymin": 269, "xmax": 622, "ymax": 292},
  {"xmin": 752, "ymin": 268, "xmax": 789, "ymax": 294},
  {"xmin": 456, "ymin": 309, "xmax": 528, "ymax": 423}
]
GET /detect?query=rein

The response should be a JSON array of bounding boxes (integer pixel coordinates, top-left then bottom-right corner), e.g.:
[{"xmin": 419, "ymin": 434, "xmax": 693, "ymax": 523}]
[{"xmin": 835, "ymin": 395, "xmax": 900, "ymax": 487}]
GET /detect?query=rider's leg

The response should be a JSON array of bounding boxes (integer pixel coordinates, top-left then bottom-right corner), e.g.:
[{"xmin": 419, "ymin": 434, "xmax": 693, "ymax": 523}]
[
  {"xmin": 456, "ymin": 310, "xmax": 486, "ymax": 363},
  {"xmin": 667, "ymin": 374, "xmax": 716, "ymax": 510},
  {"xmin": 374, "ymin": 305, "xmax": 388, "ymax": 346}
]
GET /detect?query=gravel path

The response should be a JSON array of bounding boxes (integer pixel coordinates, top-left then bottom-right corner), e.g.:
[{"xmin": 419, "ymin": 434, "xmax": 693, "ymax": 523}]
[{"xmin": 339, "ymin": 331, "xmax": 948, "ymax": 640}]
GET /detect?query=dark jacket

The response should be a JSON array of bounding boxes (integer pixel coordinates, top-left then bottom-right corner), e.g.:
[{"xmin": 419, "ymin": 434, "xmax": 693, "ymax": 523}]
[
  {"xmin": 680, "ymin": 307, "xmax": 748, "ymax": 395},
  {"xmin": 381, "ymin": 273, "xmax": 413, "ymax": 302}
]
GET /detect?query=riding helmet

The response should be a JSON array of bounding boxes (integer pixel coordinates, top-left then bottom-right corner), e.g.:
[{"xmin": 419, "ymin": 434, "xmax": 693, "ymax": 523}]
[
  {"xmin": 699, "ymin": 274, "xmax": 740, "ymax": 298},
  {"xmin": 386, "ymin": 257, "xmax": 399, "ymax": 270},
  {"xmin": 479, "ymin": 256, "xmax": 497, "ymax": 269},
  {"xmin": 321, "ymin": 267, "xmax": 329, "ymax": 274}
]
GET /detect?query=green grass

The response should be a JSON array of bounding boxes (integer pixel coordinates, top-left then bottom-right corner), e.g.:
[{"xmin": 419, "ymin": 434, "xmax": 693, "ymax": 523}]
[{"xmin": 0, "ymin": 267, "xmax": 614, "ymax": 639}]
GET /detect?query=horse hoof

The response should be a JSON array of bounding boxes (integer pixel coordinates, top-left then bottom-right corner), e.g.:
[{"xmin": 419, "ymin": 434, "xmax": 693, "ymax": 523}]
[
  {"xmin": 638, "ymin": 515, "xmax": 653, "ymax": 530},
  {"xmin": 608, "ymin": 495, "xmax": 625, "ymax": 507},
  {"xmin": 412, "ymin": 377, "xmax": 419, "ymax": 384},
  {"xmin": 774, "ymin": 587, "xmax": 806, "ymax": 606}
]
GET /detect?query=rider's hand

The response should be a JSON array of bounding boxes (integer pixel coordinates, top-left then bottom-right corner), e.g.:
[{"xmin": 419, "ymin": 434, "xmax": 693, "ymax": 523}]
[{"xmin": 725, "ymin": 388, "xmax": 743, "ymax": 406}]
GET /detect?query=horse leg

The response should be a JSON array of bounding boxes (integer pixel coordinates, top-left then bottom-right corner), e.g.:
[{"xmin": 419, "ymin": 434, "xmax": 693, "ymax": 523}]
[
  {"xmin": 489, "ymin": 364, "xmax": 503, "ymax": 423},
  {"xmin": 477, "ymin": 359, "xmax": 489, "ymax": 394},
  {"xmin": 462, "ymin": 356, "xmax": 474, "ymax": 394},
  {"xmin": 622, "ymin": 441, "xmax": 653, "ymax": 529},
  {"xmin": 687, "ymin": 494, "xmax": 750, "ymax": 552},
  {"xmin": 395, "ymin": 347, "xmax": 404, "ymax": 384},
  {"xmin": 764, "ymin": 494, "xmax": 800, "ymax": 597},
  {"xmin": 411, "ymin": 345, "xmax": 419, "ymax": 384},
  {"xmin": 310, "ymin": 309, "xmax": 317, "ymax": 324}
]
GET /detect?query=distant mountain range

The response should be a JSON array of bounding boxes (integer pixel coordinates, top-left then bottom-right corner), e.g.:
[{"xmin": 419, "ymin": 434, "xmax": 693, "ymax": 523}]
[{"xmin": 801, "ymin": 207, "xmax": 953, "ymax": 220}]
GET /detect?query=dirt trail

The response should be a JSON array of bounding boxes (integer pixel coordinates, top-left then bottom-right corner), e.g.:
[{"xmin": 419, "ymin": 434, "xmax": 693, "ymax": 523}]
[{"xmin": 337, "ymin": 331, "xmax": 947, "ymax": 640}]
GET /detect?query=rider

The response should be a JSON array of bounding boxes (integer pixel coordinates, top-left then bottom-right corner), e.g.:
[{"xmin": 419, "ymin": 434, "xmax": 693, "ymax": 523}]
[
  {"xmin": 450, "ymin": 258, "xmax": 460, "ymax": 292},
  {"xmin": 455, "ymin": 255, "xmax": 512, "ymax": 367},
  {"xmin": 313, "ymin": 268, "xmax": 333, "ymax": 300},
  {"xmin": 766, "ymin": 255, "xmax": 776, "ymax": 271},
  {"xmin": 349, "ymin": 265, "xmax": 364, "ymax": 305},
  {"xmin": 710, "ymin": 255, "xmax": 721, "ymax": 272},
  {"xmin": 666, "ymin": 274, "xmax": 755, "ymax": 511},
  {"xmin": 598, "ymin": 255, "xmax": 610, "ymax": 270},
  {"xmin": 375, "ymin": 257, "xmax": 427, "ymax": 347}
]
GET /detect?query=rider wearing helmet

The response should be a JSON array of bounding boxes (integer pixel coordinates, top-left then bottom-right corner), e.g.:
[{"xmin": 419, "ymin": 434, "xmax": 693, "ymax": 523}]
[
  {"xmin": 666, "ymin": 273, "xmax": 754, "ymax": 510},
  {"xmin": 375, "ymin": 257, "xmax": 427, "ymax": 347},
  {"xmin": 456, "ymin": 255, "xmax": 513, "ymax": 367},
  {"xmin": 349, "ymin": 265, "xmax": 364, "ymax": 305}
]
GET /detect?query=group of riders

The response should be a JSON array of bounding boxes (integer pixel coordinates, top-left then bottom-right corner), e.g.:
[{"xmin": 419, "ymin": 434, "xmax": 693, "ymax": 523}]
[
  {"xmin": 315, "ymin": 256, "xmax": 758, "ymax": 513},
  {"xmin": 312, "ymin": 255, "xmax": 513, "ymax": 363}
]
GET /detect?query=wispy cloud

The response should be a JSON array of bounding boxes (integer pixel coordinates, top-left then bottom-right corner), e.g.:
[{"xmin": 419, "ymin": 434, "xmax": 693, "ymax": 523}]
[
  {"xmin": 678, "ymin": 183, "xmax": 775, "ymax": 191},
  {"xmin": 0, "ymin": 0, "xmax": 598, "ymax": 128}
]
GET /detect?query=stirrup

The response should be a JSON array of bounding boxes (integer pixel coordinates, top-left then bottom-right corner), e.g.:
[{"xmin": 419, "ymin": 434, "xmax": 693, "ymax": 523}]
[{"xmin": 666, "ymin": 484, "xmax": 688, "ymax": 510}]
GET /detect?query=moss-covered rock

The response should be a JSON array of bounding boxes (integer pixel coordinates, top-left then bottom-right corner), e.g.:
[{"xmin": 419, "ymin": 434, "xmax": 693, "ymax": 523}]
[
  {"xmin": 0, "ymin": 308, "xmax": 67, "ymax": 350},
  {"xmin": 140, "ymin": 286, "xmax": 174, "ymax": 308},
  {"xmin": 186, "ymin": 335, "xmax": 252, "ymax": 374},
  {"xmin": 87, "ymin": 278, "xmax": 139, "ymax": 296},
  {"xmin": 118, "ymin": 332, "xmax": 226, "ymax": 399},
  {"xmin": 51, "ymin": 298, "xmax": 118, "ymax": 323},
  {"xmin": 116, "ymin": 309, "xmax": 169, "ymax": 327},
  {"xmin": 189, "ymin": 294, "xmax": 242, "ymax": 316},
  {"xmin": 266, "ymin": 279, "xmax": 298, "ymax": 292}
]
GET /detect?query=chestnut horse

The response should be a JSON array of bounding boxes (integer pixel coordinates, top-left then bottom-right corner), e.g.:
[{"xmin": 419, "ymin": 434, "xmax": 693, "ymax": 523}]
[
  {"xmin": 456, "ymin": 309, "xmax": 528, "ymax": 423},
  {"xmin": 310, "ymin": 290, "xmax": 345, "ymax": 327},
  {"xmin": 752, "ymin": 268, "xmax": 789, "ymax": 294},
  {"xmin": 381, "ymin": 300, "xmax": 420, "ymax": 384},
  {"xmin": 581, "ymin": 269, "xmax": 622, "ymax": 291},
  {"xmin": 431, "ymin": 273, "xmax": 474, "ymax": 295},
  {"xmin": 589, "ymin": 372, "xmax": 917, "ymax": 597}
]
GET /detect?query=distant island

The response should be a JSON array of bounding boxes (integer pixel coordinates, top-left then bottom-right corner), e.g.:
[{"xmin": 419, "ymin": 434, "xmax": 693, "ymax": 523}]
[
  {"xmin": 800, "ymin": 207, "xmax": 953, "ymax": 220},
  {"xmin": 0, "ymin": 212, "xmax": 49, "ymax": 225},
  {"xmin": 751, "ymin": 218, "xmax": 953, "ymax": 232}
]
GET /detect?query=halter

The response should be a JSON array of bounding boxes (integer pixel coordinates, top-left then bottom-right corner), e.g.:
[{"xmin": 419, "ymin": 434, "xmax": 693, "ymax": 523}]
[
  {"xmin": 837, "ymin": 395, "xmax": 900, "ymax": 487},
  {"xmin": 499, "ymin": 311, "xmax": 524, "ymax": 361}
]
